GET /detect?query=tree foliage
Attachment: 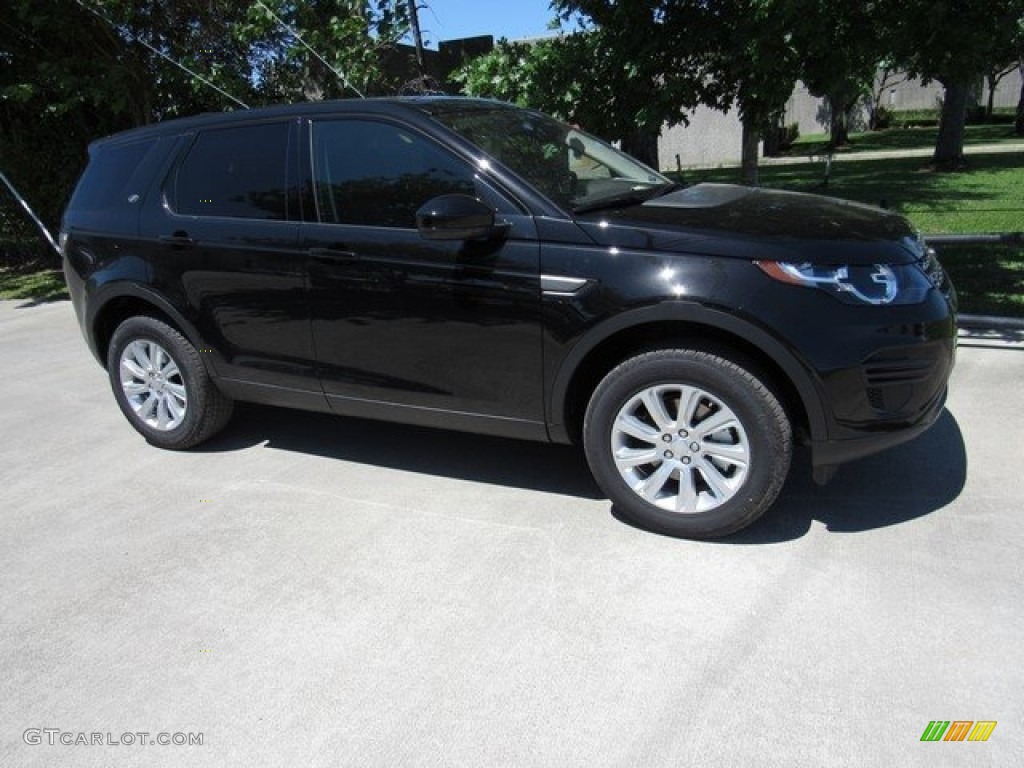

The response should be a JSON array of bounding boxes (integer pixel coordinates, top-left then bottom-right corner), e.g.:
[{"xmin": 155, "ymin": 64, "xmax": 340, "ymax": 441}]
[
  {"xmin": 453, "ymin": 32, "xmax": 687, "ymax": 166},
  {"xmin": 0, "ymin": 0, "xmax": 412, "ymax": 258},
  {"xmin": 879, "ymin": 0, "xmax": 1024, "ymax": 165},
  {"xmin": 235, "ymin": 0, "xmax": 411, "ymax": 100},
  {"xmin": 549, "ymin": 0, "xmax": 805, "ymax": 183},
  {"xmin": 791, "ymin": 2, "xmax": 883, "ymax": 147}
]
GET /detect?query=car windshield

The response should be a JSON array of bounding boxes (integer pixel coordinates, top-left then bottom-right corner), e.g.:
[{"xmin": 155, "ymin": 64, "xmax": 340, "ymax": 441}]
[{"xmin": 419, "ymin": 100, "xmax": 671, "ymax": 213}]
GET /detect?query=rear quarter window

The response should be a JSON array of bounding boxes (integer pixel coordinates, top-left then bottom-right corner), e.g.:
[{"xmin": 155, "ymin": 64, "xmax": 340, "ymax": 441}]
[{"xmin": 69, "ymin": 138, "xmax": 158, "ymax": 213}]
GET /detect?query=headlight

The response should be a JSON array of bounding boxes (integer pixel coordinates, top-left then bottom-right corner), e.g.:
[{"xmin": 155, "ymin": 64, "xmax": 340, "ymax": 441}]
[{"xmin": 756, "ymin": 261, "xmax": 933, "ymax": 306}]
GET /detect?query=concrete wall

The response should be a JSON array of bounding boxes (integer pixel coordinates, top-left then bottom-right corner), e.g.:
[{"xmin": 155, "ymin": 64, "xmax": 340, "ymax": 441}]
[{"xmin": 657, "ymin": 67, "xmax": 1023, "ymax": 172}]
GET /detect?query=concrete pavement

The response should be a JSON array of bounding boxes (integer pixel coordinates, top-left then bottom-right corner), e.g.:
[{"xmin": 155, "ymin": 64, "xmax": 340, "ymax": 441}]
[{"xmin": 1, "ymin": 299, "xmax": 1022, "ymax": 767}]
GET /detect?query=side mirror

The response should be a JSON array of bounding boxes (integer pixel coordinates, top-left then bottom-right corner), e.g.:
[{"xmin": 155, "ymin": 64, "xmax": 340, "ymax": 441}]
[{"xmin": 416, "ymin": 194, "xmax": 504, "ymax": 241}]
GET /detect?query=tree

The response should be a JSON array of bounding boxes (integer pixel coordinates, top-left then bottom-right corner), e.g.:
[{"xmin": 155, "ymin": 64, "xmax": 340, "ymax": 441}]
[
  {"xmin": 882, "ymin": 0, "xmax": 1024, "ymax": 167},
  {"xmin": 454, "ymin": 34, "xmax": 664, "ymax": 166},
  {"xmin": 697, "ymin": 1, "xmax": 803, "ymax": 184},
  {"xmin": 552, "ymin": 1, "xmax": 804, "ymax": 185},
  {"xmin": 866, "ymin": 66, "xmax": 908, "ymax": 130},
  {"xmin": 1014, "ymin": 19, "xmax": 1024, "ymax": 135},
  {"xmin": 985, "ymin": 63, "xmax": 1018, "ymax": 119},
  {"xmin": 792, "ymin": 2, "xmax": 883, "ymax": 147},
  {"xmin": 455, "ymin": 6, "xmax": 716, "ymax": 169},
  {"xmin": 1, "ymin": 0, "xmax": 267, "ymax": 254},
  {"xmin": 236, "ymin": 0, "xmax": 411, "ymax": 100},
  {"xmin": 0, "ymin": 0, "xmax": 414, "ymax": 263}
]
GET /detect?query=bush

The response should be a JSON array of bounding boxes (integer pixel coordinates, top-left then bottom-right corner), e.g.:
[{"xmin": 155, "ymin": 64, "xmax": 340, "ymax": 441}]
[{"xmin": 890, "ymin": 109, "xmax": 940, "ymax": 128}]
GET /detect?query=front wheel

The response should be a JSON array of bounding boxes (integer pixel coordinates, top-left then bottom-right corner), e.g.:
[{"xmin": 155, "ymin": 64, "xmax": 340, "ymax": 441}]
[
  {"xmin": 583, "ymin": 349, "xmax": 791, "ymax": 539},
  {"xmin": 107, "ymin": 316, "xmax": 233, "ymax": 449}
]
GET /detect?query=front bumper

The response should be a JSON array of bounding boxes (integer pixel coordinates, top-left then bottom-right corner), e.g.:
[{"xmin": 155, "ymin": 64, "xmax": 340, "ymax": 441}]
[{"xmin": 804, "ymin": 298, "xmax": 956, "ymax": 482}]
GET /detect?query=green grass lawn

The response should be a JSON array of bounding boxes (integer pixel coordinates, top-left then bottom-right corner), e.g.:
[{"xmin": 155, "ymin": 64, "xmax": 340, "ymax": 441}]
[
  {"xmin": 788, "ymin": 123, "xmax": 1024, "ymax": 156},
  {"xmin": 936, "ymin": 243, "xmax": 1024, "ymax": 318},
  {"xmin": 684, "ymin": 151, "xmax": 1024, "ymax": 234},
  {"xmin": 0, "ymin": 266, "xmax": 68, "ymax": 302}
]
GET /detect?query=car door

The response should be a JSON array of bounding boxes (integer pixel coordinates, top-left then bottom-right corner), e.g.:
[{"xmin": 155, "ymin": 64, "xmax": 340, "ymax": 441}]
[
  {"xmin": 140, "ymin": 119, "xmax": 323, "ymax": 408},
  {"xmin": 301, "ymin": 115, "xmax": 546, "ymax": 440}
]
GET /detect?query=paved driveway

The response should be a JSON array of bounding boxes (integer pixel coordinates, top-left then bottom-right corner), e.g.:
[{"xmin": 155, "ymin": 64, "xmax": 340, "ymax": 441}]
[{"xmin": 2, "ymin": 299, "xmax": 1021, "ymax": 767}]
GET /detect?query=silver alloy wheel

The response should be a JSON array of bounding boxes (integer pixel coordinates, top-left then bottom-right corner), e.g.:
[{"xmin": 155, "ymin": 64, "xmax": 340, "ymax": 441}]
[
  {"xmin": 119, "ymin": 340, "xmax": 188, "ymax": 431},
  {"xmin": 610, "ymin": 384, "xmax": 751, "ymax": 514}
]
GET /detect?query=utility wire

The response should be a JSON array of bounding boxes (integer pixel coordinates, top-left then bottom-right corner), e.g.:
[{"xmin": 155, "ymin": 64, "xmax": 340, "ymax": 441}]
[
  {"xmin": 253, "ymin": 0, "xmax": 365, "ymax": 98},
  {"xmin": 0, "ymin": 171, "xmax": 61, "ymax": 258},
  {"xmin": 73, "ymin": 0, "xmax": 250, "ymax": 109}
]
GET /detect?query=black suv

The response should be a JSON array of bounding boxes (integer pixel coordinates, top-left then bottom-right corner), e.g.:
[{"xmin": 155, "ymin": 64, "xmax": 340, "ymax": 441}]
[{"xmin": 62, "ymin": 98, "xmax": 956, "ymax": 539}]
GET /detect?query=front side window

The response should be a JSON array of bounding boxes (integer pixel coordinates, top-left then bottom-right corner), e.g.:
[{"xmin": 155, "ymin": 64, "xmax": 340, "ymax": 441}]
[
  {"xmin": 420, "ymin": 101, "xmax": 670, "ymax": 213},
  {"xmin": 311, "ymin": 120, "xmax": 484, "ymax": 228},
  {"xmin": 174, "ymin": 122, "xmax": 289, "ymax": 220}
]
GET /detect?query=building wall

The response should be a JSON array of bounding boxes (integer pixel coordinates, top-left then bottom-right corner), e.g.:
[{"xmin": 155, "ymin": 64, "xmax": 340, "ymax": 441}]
[{"xmin": 657, "ymin": 67, "xmax": 1023, "ymax": 172}]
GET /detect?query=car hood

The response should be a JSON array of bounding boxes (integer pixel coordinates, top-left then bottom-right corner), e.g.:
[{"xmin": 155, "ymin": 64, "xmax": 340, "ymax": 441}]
[{"xmin": 575, "ymin": 183, "xmax": 923, "ymax": 265}]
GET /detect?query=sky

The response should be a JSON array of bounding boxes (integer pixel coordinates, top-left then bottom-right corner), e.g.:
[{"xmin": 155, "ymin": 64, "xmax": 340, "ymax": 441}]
[{"xmin": 414, "ymin": 0, "xmax": 565, "ymax": 46}]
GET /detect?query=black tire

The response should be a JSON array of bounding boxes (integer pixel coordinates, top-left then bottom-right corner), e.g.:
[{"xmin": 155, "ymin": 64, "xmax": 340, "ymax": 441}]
[
  {"xmin": 107, "ymin": 316, "xmax": 233, "ymax": 449},
  {"xmin": 583, "ymin": 349, "xmax": 791, "ymax": 539}
]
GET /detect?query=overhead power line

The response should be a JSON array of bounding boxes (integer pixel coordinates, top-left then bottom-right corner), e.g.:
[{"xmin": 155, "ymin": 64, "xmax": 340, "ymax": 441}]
[
  {"xmin": 73, "ymin": 0, "xmax": 250, "ymax": 109},
  {"xmin": 253, "ymin": 0, "xmax": 366, "ymax": 98},
  {"xmin": 0, "ymin": 171, "xmax": 61, "ymax": 258}
]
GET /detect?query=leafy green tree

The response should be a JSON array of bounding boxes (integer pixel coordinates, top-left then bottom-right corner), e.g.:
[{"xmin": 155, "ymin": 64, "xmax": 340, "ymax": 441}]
[
  {"xmin": 697, "ymin": 0, "xmax": 803, "ymax": 184},
  {"xmin": 881, "ymin": 0, "xmax": 1024, "ymax": 166},
  {"xmin": 456, "ymin": 3, "xmax": 717, "ymax": 170},
  {"xmin": 236, "ymin": 0, "xmax": 412, "ymax": 100},
  {"xmin": 792, "ymin": 2, "xmax": 883, "ymax": 147},
  {"xmin": 454, "ymin": 33, "xmax": 675, "ymax": 166},
  {"xmin": 1, "ymin": 0, "xmax": 413, "ymax": 262},
  {"xmin": 550, "ymin": 1, "xmax": 804, "ymax": 184}
]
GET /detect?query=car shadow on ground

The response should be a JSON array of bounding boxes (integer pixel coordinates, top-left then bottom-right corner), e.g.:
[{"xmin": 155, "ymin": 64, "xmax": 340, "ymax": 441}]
[
  {"xmin": 199, "ymin": 405, "xmax": 966, "ymax": 542},
  {"xmin": 197, "ymin": 403, "xmax": 603, "ymax": 500},
  {"xmin": 724, "ymin": 409, "xmax": 967, "ymax": 543}
]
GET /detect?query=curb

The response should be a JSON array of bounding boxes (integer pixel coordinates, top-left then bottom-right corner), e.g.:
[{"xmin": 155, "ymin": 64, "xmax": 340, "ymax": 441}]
[{"xmin": 958, "ymin": 313, "xmax": 1024, "ymax": 330}]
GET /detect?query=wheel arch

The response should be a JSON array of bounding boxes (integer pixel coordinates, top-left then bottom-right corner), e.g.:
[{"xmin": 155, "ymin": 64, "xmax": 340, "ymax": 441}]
[
  {"xmin": 89, "ymin": 284, "xmax": 209, "ymax": 373},
  {"xmin": 550, "ymin": 303, "xmax": 827, "ymax": 446}
]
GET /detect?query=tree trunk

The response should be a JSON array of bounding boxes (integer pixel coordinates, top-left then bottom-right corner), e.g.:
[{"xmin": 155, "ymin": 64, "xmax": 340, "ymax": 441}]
[
  {"xmin": 933, "ymin": 81, "xmax": 970, "ymax": 167},
  {"xmin": 1016, "ymin": 62, "xmax": 1024, "ymax": 135},
  {"xmin": 406, "ymin": 0, "xmax": 426, "ymax": 77},
  {"xmin": 621, "ymin": 128, "xmax": 660, "ymax": 170},
  {"xmin": 740, "ymin": 120, "xmax": 760, "ymax": 186},
  {"xmin": 986, "ymin": 73, "xmax": 996, "ymax": 119},
  {"xmin": 828, "ymin": 94, "xmax": 850, "ymax": 148}
]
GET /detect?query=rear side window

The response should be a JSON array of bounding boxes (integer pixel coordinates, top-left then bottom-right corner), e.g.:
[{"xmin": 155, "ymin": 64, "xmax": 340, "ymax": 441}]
[
  {"xmin": 174, "ymin": 122, "xmax": 289, "ymax": 220},
  {"xmin": 70, "ymin": 139, "xmax": 157, "ymax": 213}
]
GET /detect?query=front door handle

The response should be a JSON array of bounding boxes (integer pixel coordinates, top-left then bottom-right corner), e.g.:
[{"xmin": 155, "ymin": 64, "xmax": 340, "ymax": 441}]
[{"xmin": 309, "ymin": 247, "xmax": 358, "ymax": 263}]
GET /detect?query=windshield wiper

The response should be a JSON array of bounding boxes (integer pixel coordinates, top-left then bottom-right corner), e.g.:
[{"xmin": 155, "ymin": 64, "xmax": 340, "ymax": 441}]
[{"xmin": 571, "ymin": 182, "xmax": 681, "ymax": 215}]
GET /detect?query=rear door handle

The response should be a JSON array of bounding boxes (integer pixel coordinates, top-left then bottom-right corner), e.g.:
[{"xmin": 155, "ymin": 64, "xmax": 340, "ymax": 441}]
[
  {"xmin": 309, "ymin": 247, "xmax": 358, "ymax": 263},
  {"xmin": 159, "ymin": 233, "xmax": 196, "ymax": 247}
]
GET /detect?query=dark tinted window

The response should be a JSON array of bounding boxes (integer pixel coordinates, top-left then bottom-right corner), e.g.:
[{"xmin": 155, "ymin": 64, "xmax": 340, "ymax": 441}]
[
  {"xmin": 175, "ymin": 122, "xmax": 289, "ymax": 219},
  {"xmin": 311, "ymin": 120, "xmax": 480, "ymax": 228},
  {"xmin": 70, "ymin": 139, "xmax": 156, "ymax": 212}
]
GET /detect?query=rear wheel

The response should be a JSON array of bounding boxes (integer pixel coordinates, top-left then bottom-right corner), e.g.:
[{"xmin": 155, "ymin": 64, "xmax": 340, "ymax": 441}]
[
  {"xmin": 107, "ymin": 316, "xmax": 233, "ymax": 449},
  {"xmin": 584, "ymin": 349, "xmax": 791, "ymax": 539}
]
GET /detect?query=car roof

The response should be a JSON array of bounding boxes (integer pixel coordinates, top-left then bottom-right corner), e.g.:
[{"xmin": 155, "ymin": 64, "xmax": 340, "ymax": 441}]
[{"xmin": 92, "ymin": 96, "xmax": 516, "ymax": 149}]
